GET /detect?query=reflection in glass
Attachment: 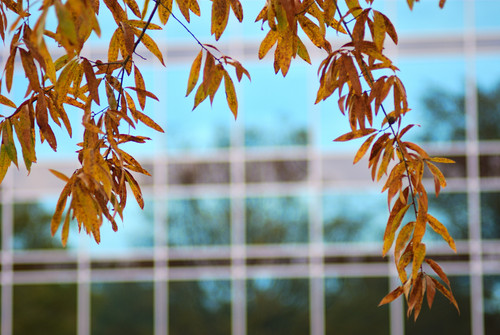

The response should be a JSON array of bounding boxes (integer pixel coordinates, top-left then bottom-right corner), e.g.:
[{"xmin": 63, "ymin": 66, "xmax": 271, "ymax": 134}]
[
  {"xmin": 484, "ymin": 276, "xmax": 500, "ymax": 335},
  {"xmin": 480, "ymin": 155, "xmax": 500, "ymax": 177},
  {"xmin": 246, "ymin": 196, "xmax": 309, "ymax": 244},
  {"xmin": 247, "ymin": 278, "xmax": 309, "ymax": 335},
  {"xmin": 91, "ymin": 200, "xmax": 154, "ymax": 252},
  {"xmin": 245, "ymin": 160, "xmax": 307, "ymax": 183},
  {"xmin": 91, "ymin": 282, "xmax": 153, "ymax": 335},
  {"xmin": 416, "ymin": 86, "xmax": 465, "ymax": 142},
  {"xmin": 481, "ymin": 192, "xmax": 500, "ymax": 239},
  {"xmin": 13, "ymin": 202, "xmax": 62, "ymax": 250},
  {"xmin": 405, "ymin": 276, "xmax": 470, "ymax": 335},
  {"xmin": 169, "ymin": 280, "xmax": 231, "ymax": 335},
  {"xmin": 13, "ymin": 284, "xmax": 77, "ymax": 335},
  {"xmin": 168, "ymin": 198, "xmax": 230, "ymax": 246},
  {"xmin": 325, "ymin": 277, "xmax": 389, "ymax": 335},
  {"xmin": 323, "ymin": 193, "xmax": 386, "ymax": 243},
  {"xmin": 168, "ymin": 162, "xmax": 230, "ymax": 185},
  {"xmin": 427, "ymin": 193, "xmax": 468, "ymax": 240},
  {"xmin": 478, "ymin": 82, "xmax": 500, "ymax": 140}
]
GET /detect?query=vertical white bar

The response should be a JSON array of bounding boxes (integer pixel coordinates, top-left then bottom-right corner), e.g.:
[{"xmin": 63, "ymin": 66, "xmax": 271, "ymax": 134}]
[
  {"xmin": 464, "ymin": 1, "xmax": 484, "ymax": 335},
  {"xmin": 1, "ymin": 172, "xmax": 14, "ymax": 335},
  {"xmin": 77, "ymin": 236, "xmax": 90, "ymax": 335}
]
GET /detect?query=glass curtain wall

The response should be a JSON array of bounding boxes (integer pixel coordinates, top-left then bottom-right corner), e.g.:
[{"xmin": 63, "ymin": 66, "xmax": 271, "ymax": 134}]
[{"xmin": 1, "ymin": 1, "xmax": 499, "ymax": 335}]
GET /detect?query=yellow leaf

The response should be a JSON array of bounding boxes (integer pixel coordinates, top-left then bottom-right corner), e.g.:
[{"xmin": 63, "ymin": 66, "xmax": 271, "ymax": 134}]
[
  {"xmin": 108, "ymin": 28, "xmax": 121, "ymax": 62},
  {"xmin": 82, "ymin": 58, "xmax": 100, "ymax": 105},
  {"xmin": 125, "ymin": 170, "xmax": 144, "ymax": 209},
  {"xmin": 394, "ymin": 221, "xmax": 415, "ymax": 261},
  {"xmin": 158, "ymin": 0, "xmax": 173, "ymax": 24},
  {"xmin": 5, "ymin": 51, "xmax": 16, "ymax": 92},
  {"xmin": 135, "ymin": 31, "xmax": 164, "ymax": 65},
  {"xmin": 411, "ymin": 243, "xmax": 426, "ymax": 280},
  {"xmin": 186, "ymin": 50, "xmax": 203, "ymax": 96},
  {"xmin": 372, "ymin": 11, "xmax": 386, "ymax": 51},
  {"xmin": 134, "ymin": 65, "xmax": 146, "ymax": 110},
  {"xmin": 223, "ymin": 70, "xmax": 238, "ymax": 119},
  {"xmin": 296, "ymin": 36, "xmax": 311, "ymax": 64},
  {"xmin": 430, "ymin": 157, "xmax": 455, "ymax": 164},
  {"xmin": 297, "ymin": 15, "xmax": 326, "ymax": 49},
  {"xmin": 258, "ymin": 30, "xmax": 278, "ymax": 59},
  {"xmin": 123, "ymin": 0, "xmax": 141, "ymax": 18},
  {"xmin": 382, "ymin": 204, "xmax": 410, "ymax": 256},
  {"xmin": 229, "ymin": 0, "xmax": 243, "ymax": 22},
  {"xmin": 61, "ymin": 210, "xmax": 71, "ymax": 247},
  {"xmin": 427, "ymin": 213, "xmax": 456, "ymax": 252},
  {"xmin": 50, "ymin": 169, "xmax": 70, "ymax": 182},
  {"xmin": 208, "ymin": 64, "xmax": 224, "ymax": 104},
  {"xmin": 0, "ymin": 94, "xmax": 16, "ymax": 108},
  {"xmin": 211, "ymin": 0, "xmax": 230, "ymax": 40},
  {"xmin": 353, "ymin": 133, "xmax": 376, "ymax": 164},
  {"xmin": 0, "ymin": 144, "xmax": 11, "ymax": 184},
  {"xmin": 51, "ymin": 180, "xmax": 72, "ymax": 237},
  {"xmin": 131, "ymin": 109, "xmax": 164, "ymax": 133}
]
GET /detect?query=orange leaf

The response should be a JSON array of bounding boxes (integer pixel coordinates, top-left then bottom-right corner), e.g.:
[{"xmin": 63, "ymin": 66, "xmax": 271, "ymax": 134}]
[
  {"xmin": 382, "ymin": 204, "xmax": 410, "ymax": 256},
  {"xmin": 131, "ymin": 109, "xmax": 164, "ymax": 133},
  {"xmin": 378, "ymin": 285, "xmax": 403, "ymax": 306},
  {"xmin": 124, "ymin": 170, "xmax": 144, "ymax": 209},
  {"xmin": 425, "ymin": 275, "xmax": 436, "ymax": 309},
  {"xmin": 334, "ymin": 128, "xmax": 377, "ymax": 142},
  {"xmin": 134, "ymin": 65, "xmax": 146, "ymax": 110},
  {"xmin": 425, "ymin": 258, "xmax": 451, "ymax": 287},
  {"xmin": 134, "ymin": 31, "xmax": 164, "ymax": 66},
  {"xmin": 429, "ymin": 276, "xmax": 460, "ymax": 314},
  {"xmin": 353, "ymin": 133, "xmax": 376, "ymax": 164},
  {"xmin": 259, "ymin": 30, "xmax": 278, "ymax": 59},
  {"xmin": 411, "ymin": 243, "xmax": 426, "ymax": 280},
  {"xmin": 82, "ymin": 58, "xmax": 100, "ymax": 105}
]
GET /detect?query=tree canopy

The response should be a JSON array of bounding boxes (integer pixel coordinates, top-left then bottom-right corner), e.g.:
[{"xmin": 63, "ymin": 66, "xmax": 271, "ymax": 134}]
[{"xmin": 0, "ymin": 0, "xmax": 458, "ymax": 318}]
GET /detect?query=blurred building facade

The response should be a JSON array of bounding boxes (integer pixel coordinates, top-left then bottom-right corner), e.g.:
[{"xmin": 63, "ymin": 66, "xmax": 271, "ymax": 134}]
[{"xmin": 1, "ymin": 1, "xmax": 500, "ymax": 334}]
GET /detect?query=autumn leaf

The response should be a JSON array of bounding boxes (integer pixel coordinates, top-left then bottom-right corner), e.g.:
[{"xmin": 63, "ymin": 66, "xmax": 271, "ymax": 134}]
[
  {"xmin": 186, "ymin": 50, "xmax": 203, "ymax": 96},
  {"xmin": 223, "ymin": 70, "xmax": 238, "ymax": 119},
  {"xmin": 334, "ymin": 128, "xmax": 377, "ymax": 142}
]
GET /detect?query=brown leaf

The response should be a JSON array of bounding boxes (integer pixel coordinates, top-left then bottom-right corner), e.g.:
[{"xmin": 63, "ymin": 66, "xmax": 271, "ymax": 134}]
[
  {"xmin": 125, "ymin": 170, "xmax": 144, "ymax": 209},
  {"xmin": 429, "ymin": 276, "xmax": 460, "ymax": 314},
  {"xmin": 425, "ymin": 258, "xmax": 450, "ymax": 287},
  {"xmin": 131, "ymin": 109, "xmax": 164, "ymax": 133},
  {"xmin": 353, "ymin": 133, "xmax": 377, "ymax": 164},
  {"xmin": 378, "ymin": 285, "xmax": 403, "ymax": 306},
  {"xmin": 229, "ymin": 0, "xmax": 243, "ymax": 22},
  {"xmin": 425, "ymin": 275, "xmax": 436, "ymax": 309},
  {"xmin": 82, "ymin": 58, "xmax": 100, "ymax": 105}
]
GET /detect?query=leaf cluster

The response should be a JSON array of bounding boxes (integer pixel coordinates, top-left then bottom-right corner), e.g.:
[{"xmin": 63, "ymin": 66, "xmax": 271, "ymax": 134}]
[{"xmin": 0, "ymin": 0, "xmax": 458, "ymax": 319}]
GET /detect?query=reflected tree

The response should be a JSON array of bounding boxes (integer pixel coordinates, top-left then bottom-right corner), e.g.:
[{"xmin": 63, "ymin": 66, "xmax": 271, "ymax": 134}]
[
  {"xmin": 246, "ymin": 197, "xmax": 309, "ymax": 244},
  {"xmin": 484, "ymin": 276, "xmax": 500, "ymax": 335},
  {"xmin": 325, "ymin": 277, "xmax": 389, "ymax": 335},
  {"xmin": 481, "ymin": 192, "xmax": 500, "ymax": 239},
  {"xmin": 417, "ymin": 81, "xmax": 500, "ymax": 141},
  {"xmin": 168, "ymin": 198, "xmax": 230, "ymax": 246},
  {"xmin": 247, "ymin": 278, "xmax": 309, "ymax": 335},
  {"xmin": 91, "ymin": 282, "xmax": 154, "ymax": 335},
  {"xmin": 14, "ymin": 202, "xmax": 61, "ymax": 249},
  {"xmin": 169, "ymin": 281, "xmax": 231, "ymax": 335},
  {"xmin": 13, "ymin": 284, "xmax": 77, "ymax": 335}
]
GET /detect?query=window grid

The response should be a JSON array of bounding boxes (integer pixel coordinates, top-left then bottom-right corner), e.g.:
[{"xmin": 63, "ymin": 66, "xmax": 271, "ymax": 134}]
[{"xmin": 1, "ymin": 1, "xmax": 500, "ymax": 335}]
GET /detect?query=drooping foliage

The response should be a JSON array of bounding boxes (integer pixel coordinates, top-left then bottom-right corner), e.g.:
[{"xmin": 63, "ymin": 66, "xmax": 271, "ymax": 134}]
[{"xmin": 0, "ymin": 0, "xmax": 458, "ymax": 317}]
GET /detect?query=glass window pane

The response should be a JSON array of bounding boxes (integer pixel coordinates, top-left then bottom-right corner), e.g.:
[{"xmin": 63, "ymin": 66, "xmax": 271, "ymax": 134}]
[
  {"xmin": 246, "ymin": 196, "xmax": 309, "ymax": 244},
  {"xmin": 167, "ymin": 198, "xmax": 230, "ymax": 246},
  {"xmin": 484, "ymin": 275, "xmax": 500, "ymax": 335},
  {"xmin": 477, "ymin": 81, "xmax": 500, "ymax": 140},
  {"xmin": 247, "ymin": 278, "xmax": 310, "ymax": 335},
  {"xmin": 168, "ymin": 162, "xmax": 230, "ymax": 185},
  {"xmin": 480, "ymin": 155, "xmax": 500, "ymax": 177},
  {"xmin": 245, "ymin": 160, "xmax": 308, "ymax": 183},
  {"xmin": 13, "ymin": 284, "xmax": 77, "ymax": 335},
  {"xmin": 243, "ymin": 65, "xmax": 309, "ymax": 147},
  {"xmin": 169, "ymin": 280, "xmax": 231, "ymax": 335},
  {"xmin": 90, "ymin": 199, "xmax": 154, "ymax": 253},
  {"xmin": 91, "ymin": 282, "xmax": 154, "ymax": 335},
  {"xmin": 13, "ymin": 202, "xmax": 64, "ymax": 250},
  {"xmin": 427, "ymin": 193, "xmax": 468, "ymax": 240},
  {"xmin": 404, "ymin": 276, "xmax": 470, "ymax": 335},
  {"xmin": 481, "ymin": 192, "xmax": 500, "ymax": 239},
  {"xmin": 325, "ymin": 277, "xmax": 389, "ymax": 335},
  {"xmin": 323, "ymin": 192, "xmax": 386, "ymax": 243}
]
